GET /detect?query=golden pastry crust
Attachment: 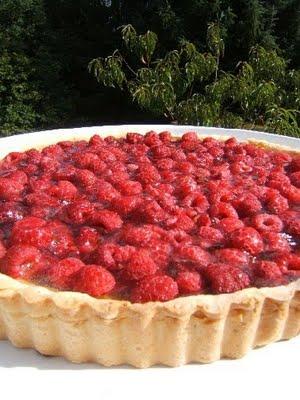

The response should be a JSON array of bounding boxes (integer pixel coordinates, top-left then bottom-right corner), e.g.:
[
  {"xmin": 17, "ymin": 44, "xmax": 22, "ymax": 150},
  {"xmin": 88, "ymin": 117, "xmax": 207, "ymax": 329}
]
[{"xmin": 0, "ymin": 129, "xmax": 299, "ymax": 367}]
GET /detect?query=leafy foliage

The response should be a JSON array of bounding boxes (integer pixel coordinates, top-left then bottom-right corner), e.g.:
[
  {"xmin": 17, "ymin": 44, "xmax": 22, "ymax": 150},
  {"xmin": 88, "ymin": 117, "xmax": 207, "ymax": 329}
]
[
  {"xmin": 0, "ymin": 0, "xmax": 71, "ymax": 135},
  {"xmin": 89, "ymin": 24, "xmax": 300, "ymax": 136},
  {"xmin": 0, "ymin": 1, "xmax": 299, "ymax": 135}
]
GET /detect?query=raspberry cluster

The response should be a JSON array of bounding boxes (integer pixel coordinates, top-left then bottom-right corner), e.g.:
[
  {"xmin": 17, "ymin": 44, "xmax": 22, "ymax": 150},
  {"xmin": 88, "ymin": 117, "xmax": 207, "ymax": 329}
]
[{"xmin": 0, "ymin": 131, "xmax": 299, "ymax": 302}]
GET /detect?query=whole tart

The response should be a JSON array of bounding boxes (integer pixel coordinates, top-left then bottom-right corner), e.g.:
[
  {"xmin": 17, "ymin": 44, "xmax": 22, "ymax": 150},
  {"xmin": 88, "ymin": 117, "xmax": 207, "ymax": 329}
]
[{"xmin": 0, "ymin": 127, "xmax": 299, "ymax": 367}]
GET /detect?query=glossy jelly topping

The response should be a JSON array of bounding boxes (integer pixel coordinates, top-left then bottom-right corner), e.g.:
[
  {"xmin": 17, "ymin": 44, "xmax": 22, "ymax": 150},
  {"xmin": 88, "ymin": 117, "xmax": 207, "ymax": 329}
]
[{"xmin": 0, "ymin": 131, "xmax": 299, "ymax": 302}]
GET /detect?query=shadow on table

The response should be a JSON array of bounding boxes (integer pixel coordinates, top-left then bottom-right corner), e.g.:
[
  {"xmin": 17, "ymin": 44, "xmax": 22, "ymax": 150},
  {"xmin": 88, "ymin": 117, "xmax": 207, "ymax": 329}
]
[{"xmin": 0, "ymin": 341, "xmax": 135, "ymax": 370}]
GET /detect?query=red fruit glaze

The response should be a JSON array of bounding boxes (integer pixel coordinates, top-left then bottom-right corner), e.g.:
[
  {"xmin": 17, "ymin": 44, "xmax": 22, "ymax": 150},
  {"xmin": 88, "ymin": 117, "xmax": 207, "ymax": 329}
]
[{"xmin": 0, "ymin": 131, "xmax": 299, "ymax": 301}]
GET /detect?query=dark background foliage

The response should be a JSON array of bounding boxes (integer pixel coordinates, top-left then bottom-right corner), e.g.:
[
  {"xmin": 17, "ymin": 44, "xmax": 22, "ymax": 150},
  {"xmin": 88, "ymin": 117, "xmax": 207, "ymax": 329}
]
[{"xmin": 0, "ymin": 0, "xmax": 299, "ymax": 135}]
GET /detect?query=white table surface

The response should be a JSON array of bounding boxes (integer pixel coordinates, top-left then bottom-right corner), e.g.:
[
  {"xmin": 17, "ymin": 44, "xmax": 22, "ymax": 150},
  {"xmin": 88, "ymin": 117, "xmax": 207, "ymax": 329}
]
[
  {"xmin": 0, "ymin": 337, "xmax": 298, "ymax": 400},
  {"xmin": 0, "ymin": 125, "xmax": 299, "ymax": 400}
]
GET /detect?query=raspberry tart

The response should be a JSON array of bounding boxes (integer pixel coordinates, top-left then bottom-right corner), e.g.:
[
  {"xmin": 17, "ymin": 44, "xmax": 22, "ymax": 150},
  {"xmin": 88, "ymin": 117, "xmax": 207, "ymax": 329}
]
[{"xmin": 0, "ymin": 127, "xmax": 299, "ymax": 367}]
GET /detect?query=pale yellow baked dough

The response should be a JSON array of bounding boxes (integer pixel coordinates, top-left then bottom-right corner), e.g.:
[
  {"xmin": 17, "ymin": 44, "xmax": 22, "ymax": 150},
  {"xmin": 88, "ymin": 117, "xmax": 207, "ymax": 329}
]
[{"xmin": 0, "ymin": 130, "xmax": 299, "ymax": 367}]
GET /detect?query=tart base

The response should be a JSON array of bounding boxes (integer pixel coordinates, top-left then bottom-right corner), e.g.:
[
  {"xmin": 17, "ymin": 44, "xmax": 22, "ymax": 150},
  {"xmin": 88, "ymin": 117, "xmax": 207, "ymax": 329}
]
[
  {"xmin": 0, "ymin": 129, "xmax": 299, "ymax": 367},
  {"xmin": 0, "ymin": 273, "xmax": 299, "ymax": 367}
]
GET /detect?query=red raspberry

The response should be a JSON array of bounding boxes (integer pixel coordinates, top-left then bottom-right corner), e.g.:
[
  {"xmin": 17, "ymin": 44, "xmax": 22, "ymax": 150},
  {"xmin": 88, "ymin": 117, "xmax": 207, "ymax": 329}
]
[
  {"xmin": 76, "ymin": 227, "xmax": 100, "ymax": 254},
  {"xmin": 89, "ymin": 134, "xmax": 104, "ymax": 146},
  {"xmin": 210, "ymin": 202, "xmax": 238, "ymax": 219},
  {"xmin": 107, "ymin": 169, "xmax": 130, "ymax": 184},
  {"xmin": 53, "ymin": 166, "xmax": 76, "ymax": 180},
  {"xmin": 233, "ymin": 194, "xmax": 262, "ymax": 217},
  {"xmin": 182, "ymin": 131, "xmax": 198, "ymax": 142},
  {"xmin": 230, "ymin": 227, "xmax": 263, "ymax": 255},
  {"xmin": 165, "ymin": 212, "xmax": 195, "ymax": 232},
  {"xmin": 210, "ymin": 164, "xmax": 231, "ymax": 180},
  {"xmin": 72, "ymin": 265, "xmax": 115, "ymax": 296},
  {"xmin": 40, "ymin": 156, "xmax": 60, "ymax": 172},
  {"xmin": 97, "ymin": 148, "xmax": 117, "ymax": 163},
  {"xmin": 129, "ymin": 144, "xmax": 149, "ymax": 158},
  {"xmin": 0, "ymin": 201, "xmax": 27, "ymax": 223},
  {"xmin": 197, "ymin": 213, "xmax": 211, "ymax": 227},
  {"xmin": 156, "ymin": 158, "xmax": 176, "ymax": 171},
  {"xmin": 205, "ymin": 263, "xmax": 250, "ymax": 294},
  {"xmin": 111, "ymin": 195, "xmax": 141, "ymax": 216},
  {"xmin": 47, "ymin": 258, "xmax": 84, "ymax": 289},
  {"xmin": 285, "ymin": 254, "xmax": 300, "ymax": 270},
  {"xmin": 121, "ymin": 224, "xmax": 161, "ymax": 246},
  {"xmin": 170, "ymin": 148, "xmax": 187, "ymax": 162},
  {"xmin": 167, "ymin": 229, "xmax": 193, "ymax": 246},
  {"xmin": 151, "ymin": 145, "xmax": 172, "ymax": 159},
  {"xmin": 75, "ymin": 152, "xmax": 106, "ymax": 173},
  {"xmin": 0, "ymin": 240, "xmax": 6, "ymax": 259},
  {"xmin": 217, "ymin": 217, "xmax": 244, "ymax": 233},
  {"xmin": 0, "ymin": 245, "xmax": 43, "ymax": 279},
  {"xmin": 251, "ymin": 214, "xmax": 283, "ymax": 233},
  {"xmin": 265, "ymin": 190, "xmax": 289, "ymax": 214},
  {"xmin": 47, "ymin": 220, "xmax": 77, "ymax": 257},
  {"xmin": 263, "ymin": 232, "xmax": 290, "ymax": 253},
  {"xmin": 279, "ymin": 210, "xmax": 300, "ymax": 235},
  {"xmin": 159, "ymin": 131, "xmax": 171, "ymax": 143},
  {"xmin": 3, "ymin": 151, "xmax": 27, "ymax": 166},
  {"xmin": 96, "ymin": 179, "xmax": 120, "ymax": 202},
  {"xmin": 176, "ymin": 245, "xmax": 211, "ymax": 267},
  {"xmin": 113, "ymin": 245, "xmax": 136, "ymax": 265},
  {"xmin": 0, "ymin": 178, "xmax": 24, "ymax": 201},
  {"xmin": 160, "ymin": 170, "xmax": 179, "ymax": 183},
  {"xmin": 140, "ymin": 200, "xmax": 166, "ymax": 224},
  {"xmin": 231, "ymin": 160, "xmax": 253, "ymax": 174},
  {"xmin": 144, "ymin": 131, "xmax": 161, "ymax": 147},
  {"xmin": 208, "ymin": 145, "xmax": 224, "ymax": 158},
  {"xmin": 131, "ymin": 275, "xmax": 178, "ymax": 303},
  {"xmin": 146, "ymin": 241, "xmax": 170, "ymax": 269},
  {"xmin": 290, "ymin": 157, "xmax": 300, "ymax": 172},
  {"xmin": 94, "ymin": 243, "xmax": 118, "ymax": 270},
  {"xmin": 92, "ymin": 210, "xmax": 123, "ymax": 232},
  {"xmin": 282, "ymin": 185, "xmax": 300, "ymax": 203},
  {"xmin": 29, "ymin": 177, "xmax": 52, "ymax": 192},
  {"xmin": 67, "ymin": 200, "xmax": 94, "ymax": 224},
  {"xmin": 10, "ymin": 217, "xmax": 51, "ymax": 249},
  {"xmin": 115, "ymin": 180, "xmax": 142, "ymax": 195},
  {"xmin": 198, "ymin": 226, "xmax": 224, "ymax": 248},
  {"xmin": 208, "ymin": 181, "xmax": 232, "ymax": 203},
  {"xmin": 215, "ymin": 248, "xmax": 249, "ymax": 267},
  {"xmin": 95, "ymin": 243, "xmax": 135, "ymax": 271},
  {"xmin": 124, "ymin": 249, "xmax": 158, "ymax": 280},
  {"xmin": 156, "ymin": 192, "xmax": 177, "ymax": 213},
  {"xmin": 75, "ymin": 169, "xmax": 98, "ymax": 189},
  {"xmin": 126, "ymin": 132, "xmax": 144, "ymax": 144},
  {"xmin": 25, "ymin": 192, "xmax": 59, "ymax": 208},
  {"xmin": 176, "ymin": 161, "xmax": 195, "ymax": 174},
  {"xmin": 225, "ymin": 137, "xmax": 238, "ymax": 147},
  {"xmin": 176, "ymin": 271, "xmax": 203, "ymax": 294},
  {"xmin": 268, "ymin": 171, "xmax": 290, "ymax": 189},
  {"xmin": 9, "ymin": 171, "xmax": 28, "ymax": 185},
  {"xmin": 137, "ymin": 164, "xmax": 161, "ymax": 185},
  {"xmin": 42, "ymin": 144, "xmax": 64, "ymax": 158},
  {"xmin": 48, "ymin": 180, "xmax": 78, "ymax": 201},
  {"xmin": 290, "ymin": 171, "xmax": 300, "ymax": 188},
  {"xmin": 181, "ymin": 193, "xmax": 209, "ymax": 213},
  {"xmin": 194, "ymin": 152, "xmax": 214, "ymax": 168},
  {"xmin": 271, "ymin": 151, "xmax": 292, "ymax": 166},
  {"xmin": 253, "ymin": 260, "xmax": 283, "ymax": 281}
]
